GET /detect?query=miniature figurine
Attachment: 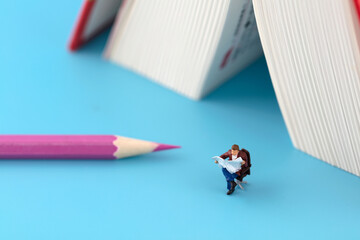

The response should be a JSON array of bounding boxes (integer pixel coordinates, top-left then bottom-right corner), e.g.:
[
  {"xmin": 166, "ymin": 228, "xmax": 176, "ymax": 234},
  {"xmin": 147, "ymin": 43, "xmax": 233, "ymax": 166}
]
[{"xmin": 213, "ymin": 144, "xmax": 251, "ymax": 195}]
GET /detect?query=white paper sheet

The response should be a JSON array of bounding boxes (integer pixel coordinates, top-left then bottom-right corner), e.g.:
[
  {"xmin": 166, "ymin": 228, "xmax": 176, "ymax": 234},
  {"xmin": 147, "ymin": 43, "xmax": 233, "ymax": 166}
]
[{"xmin": 212, "ymin": 156, "xmax": 244, "ymax": 174}]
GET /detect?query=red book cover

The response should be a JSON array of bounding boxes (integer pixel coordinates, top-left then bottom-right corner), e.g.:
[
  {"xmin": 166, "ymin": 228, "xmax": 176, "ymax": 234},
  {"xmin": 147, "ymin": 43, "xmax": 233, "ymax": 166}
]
[
  {"xmin": 355, "ymin": 0, "xmax": 360, "ymax": 23},
  {"xmin": 68, "ymin": 0, "xmax": 124, "ymax": 51},
  {"xmin": 68, "ymin": 0, "xmax": 97, "ymax": 51}
]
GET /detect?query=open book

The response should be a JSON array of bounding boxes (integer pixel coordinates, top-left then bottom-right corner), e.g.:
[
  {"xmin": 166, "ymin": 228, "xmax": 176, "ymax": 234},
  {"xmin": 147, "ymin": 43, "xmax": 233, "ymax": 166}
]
[
  {"xmin": 68, "ymin": 0, "xmax": 360, "ymax": 176},
  {"xmin": 69, "ymin": 0, "xmax": 263, "ymax": 99}
]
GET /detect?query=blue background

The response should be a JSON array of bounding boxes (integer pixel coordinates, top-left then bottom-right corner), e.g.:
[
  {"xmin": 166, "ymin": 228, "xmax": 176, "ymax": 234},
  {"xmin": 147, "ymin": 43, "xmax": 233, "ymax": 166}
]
[{"xmin": 0, "ymin": 1, "xmax": 360, "ymax": 239}]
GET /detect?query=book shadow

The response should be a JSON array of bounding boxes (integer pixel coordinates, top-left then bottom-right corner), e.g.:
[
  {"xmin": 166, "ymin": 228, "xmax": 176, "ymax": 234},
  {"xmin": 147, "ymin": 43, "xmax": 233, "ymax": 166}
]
[
  {"xmin": 203, "ymin": 56, "xmax": 279, "ymax": 114},
  {"xmin": 74, "ymin": 28, "xmax": 112, "ymax": 57}
]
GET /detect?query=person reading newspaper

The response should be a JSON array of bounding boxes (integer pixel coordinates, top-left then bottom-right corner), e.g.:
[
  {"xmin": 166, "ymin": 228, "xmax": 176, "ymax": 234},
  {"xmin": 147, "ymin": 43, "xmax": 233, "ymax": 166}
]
[{"xmin": 213, "ymin": 144, "xmax": 246, "ymax": 195}]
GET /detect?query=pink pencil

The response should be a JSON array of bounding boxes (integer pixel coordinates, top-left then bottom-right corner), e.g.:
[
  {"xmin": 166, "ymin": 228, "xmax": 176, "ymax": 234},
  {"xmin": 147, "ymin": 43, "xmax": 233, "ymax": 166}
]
[{"xmin": 0, "ymin": 135, "xmax": 180, "ymax": 159}]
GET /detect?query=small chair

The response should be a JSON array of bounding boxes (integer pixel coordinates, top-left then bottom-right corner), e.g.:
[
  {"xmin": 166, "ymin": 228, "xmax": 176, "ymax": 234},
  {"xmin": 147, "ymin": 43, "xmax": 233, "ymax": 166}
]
[{"xmin": 235, "ymin": 148, "xmax": 251, "ymax": 190}]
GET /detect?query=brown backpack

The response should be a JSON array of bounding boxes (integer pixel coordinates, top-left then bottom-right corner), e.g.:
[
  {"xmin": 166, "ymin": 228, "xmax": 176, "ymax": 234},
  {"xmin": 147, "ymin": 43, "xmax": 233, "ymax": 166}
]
[{"xmin": 236, "ymin": 148, "xmax": 251, "ymax": 181}]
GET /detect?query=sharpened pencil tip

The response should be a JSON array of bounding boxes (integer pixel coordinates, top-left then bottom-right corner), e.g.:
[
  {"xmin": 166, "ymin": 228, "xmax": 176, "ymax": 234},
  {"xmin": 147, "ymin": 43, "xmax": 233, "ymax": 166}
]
[{"xmin": 154, "ymin": 143, "xmax": 181, "ymax": 152}]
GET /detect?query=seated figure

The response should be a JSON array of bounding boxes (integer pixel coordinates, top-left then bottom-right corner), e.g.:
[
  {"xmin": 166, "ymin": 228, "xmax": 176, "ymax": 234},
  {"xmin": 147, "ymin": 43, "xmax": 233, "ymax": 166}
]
[{"xmin": 214, "ymin": 144, "xmax": 250, "ymax": 195}]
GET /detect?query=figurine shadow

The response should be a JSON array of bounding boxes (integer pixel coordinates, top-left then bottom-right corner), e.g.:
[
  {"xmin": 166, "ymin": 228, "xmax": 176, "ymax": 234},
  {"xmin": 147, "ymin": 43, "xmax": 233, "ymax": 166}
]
[{"xmin": 213, "ymin": 178, "xmax": 279, "ymax": 205}]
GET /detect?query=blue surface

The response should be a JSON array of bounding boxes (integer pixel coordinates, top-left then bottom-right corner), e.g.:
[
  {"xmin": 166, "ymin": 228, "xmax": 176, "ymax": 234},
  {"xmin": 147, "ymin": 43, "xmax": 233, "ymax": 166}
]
[{"xmin": 1, "ymin": 1, "xmax": 360, "ymax": 239}]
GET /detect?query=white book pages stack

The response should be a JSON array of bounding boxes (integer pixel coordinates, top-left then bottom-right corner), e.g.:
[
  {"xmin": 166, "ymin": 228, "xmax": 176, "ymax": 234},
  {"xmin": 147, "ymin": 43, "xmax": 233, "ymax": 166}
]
[
  {"xmin": 105, "ymin": 0, "xmax": 263, "ymax": 99},
  {"xmin": 253, "ymin": 0, "xmax": 360, "ymax": 176}
]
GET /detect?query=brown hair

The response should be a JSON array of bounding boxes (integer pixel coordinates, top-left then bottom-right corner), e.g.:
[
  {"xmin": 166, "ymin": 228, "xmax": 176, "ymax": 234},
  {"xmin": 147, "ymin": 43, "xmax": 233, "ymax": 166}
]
[{"xmin": 231, "ymin": 144, "xmax": 239, "ymax": 151}]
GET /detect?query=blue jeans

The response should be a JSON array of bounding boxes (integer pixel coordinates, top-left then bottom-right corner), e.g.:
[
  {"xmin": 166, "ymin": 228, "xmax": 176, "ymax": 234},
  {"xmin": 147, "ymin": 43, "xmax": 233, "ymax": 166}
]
[{"xmin": 222, "ymin": 168, "xmax": 238, "ymax": 190}]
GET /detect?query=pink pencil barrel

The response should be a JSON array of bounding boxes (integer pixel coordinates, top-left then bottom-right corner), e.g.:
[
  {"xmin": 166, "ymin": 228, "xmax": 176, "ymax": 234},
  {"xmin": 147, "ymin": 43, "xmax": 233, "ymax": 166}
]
[{"xmin": 0, "ymin": 135, "xmax": 180, "ymax": 159}]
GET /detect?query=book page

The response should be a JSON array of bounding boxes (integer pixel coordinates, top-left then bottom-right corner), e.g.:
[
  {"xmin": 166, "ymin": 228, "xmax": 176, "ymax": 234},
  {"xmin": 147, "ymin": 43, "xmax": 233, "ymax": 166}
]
[{"xmin": 200, "ymin": 0, "xmax": 263, "ymax": 98}]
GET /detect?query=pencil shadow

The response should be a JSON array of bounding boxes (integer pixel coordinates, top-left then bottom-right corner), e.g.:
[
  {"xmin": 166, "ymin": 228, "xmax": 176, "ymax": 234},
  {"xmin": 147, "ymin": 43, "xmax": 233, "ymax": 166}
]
[{"xmin": 0, "ymin": 152, "xmax": 175, "ymax": 168}]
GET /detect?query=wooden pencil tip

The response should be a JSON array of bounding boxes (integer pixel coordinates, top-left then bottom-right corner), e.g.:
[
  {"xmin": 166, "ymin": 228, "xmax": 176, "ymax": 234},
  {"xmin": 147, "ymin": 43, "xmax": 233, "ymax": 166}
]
[{"xmin": 154, "ymin": 143, "xmax": 181, "ymax": 152}]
